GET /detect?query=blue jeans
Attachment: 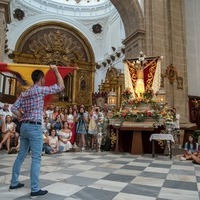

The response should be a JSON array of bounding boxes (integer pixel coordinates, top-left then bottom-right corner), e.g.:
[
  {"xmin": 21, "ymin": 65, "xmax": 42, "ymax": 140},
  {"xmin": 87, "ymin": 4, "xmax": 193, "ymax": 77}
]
[
  {"xmin": 44, "ymin": 145, "xmax": 64, "ymax": 154},
  {"xmin": 10, "ymin": 123, "xmax": 43, "ymax": 192}
]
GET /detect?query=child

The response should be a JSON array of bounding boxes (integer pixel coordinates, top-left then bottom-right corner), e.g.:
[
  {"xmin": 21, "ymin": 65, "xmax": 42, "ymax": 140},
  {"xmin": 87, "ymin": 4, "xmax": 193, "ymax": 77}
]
[
  {"xmin": 180, "ymin": 134, "xmax": 198, "ymax": 161},
  {"xmin": 88, "ymin": 106, "xmax": 99, "ymax": 150}
]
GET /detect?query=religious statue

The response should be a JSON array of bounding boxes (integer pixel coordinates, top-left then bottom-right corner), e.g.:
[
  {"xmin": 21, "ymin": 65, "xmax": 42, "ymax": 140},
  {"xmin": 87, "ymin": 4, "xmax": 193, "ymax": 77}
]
[
  {"xmin": 126, "ymin": 62, "xmax": 144, "ymax": 98},
  {"xmin": 126, "ymin": 52, "xmax": 161, "ymax": 98},
  {"xmin": 126, "ymin": 60, "xmax": 144, "ymax": 97}
]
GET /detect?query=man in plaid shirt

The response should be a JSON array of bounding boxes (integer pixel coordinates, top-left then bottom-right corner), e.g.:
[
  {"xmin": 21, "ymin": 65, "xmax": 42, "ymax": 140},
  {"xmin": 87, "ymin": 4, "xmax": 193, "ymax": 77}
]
[{"xmin": 9, "ymin": 65, "xmax": 64, "ymax": 198}]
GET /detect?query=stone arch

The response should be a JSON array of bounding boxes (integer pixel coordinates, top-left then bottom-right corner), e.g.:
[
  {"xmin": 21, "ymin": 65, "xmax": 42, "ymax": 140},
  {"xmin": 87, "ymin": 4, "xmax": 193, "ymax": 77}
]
[
  {"xmin": 111, "ymin": 0, "xmax": 144, "ymax": 37},
  {"xmin": 110, "ymin": 0, "xmax": 145, "ymax": 57}
]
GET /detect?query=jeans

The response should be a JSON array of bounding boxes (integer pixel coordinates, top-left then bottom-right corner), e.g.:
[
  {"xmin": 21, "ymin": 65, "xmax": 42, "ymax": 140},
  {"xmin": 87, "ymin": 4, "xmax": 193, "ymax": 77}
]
[
  {"xmin": 10, "ymin": 123, "xmax": 43, "ymax": 192},
  {"xmin": 44, "ymin": 145, "xmax": 64, "ymax": 154}
]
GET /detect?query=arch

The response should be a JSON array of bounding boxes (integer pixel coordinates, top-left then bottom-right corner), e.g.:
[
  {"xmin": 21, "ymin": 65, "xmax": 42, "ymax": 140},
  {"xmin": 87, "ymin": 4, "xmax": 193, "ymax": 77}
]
[
  {"xmin": 7, "ymin": 14, "xmax": 98, "ymax": 60},
  {"xmin": 14, "ymin": 21, "xmax": 95, "ymax": 64},
  {"xmin": 110, "ymin": 0, "xmax": 144, "ymax": 37}
]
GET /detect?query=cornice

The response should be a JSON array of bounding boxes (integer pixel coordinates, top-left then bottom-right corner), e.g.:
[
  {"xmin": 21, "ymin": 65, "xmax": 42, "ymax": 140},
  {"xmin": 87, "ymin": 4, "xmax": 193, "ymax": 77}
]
[
  {"xmin": 123, "ymin": 29, "xmax": 145, "ymax": 45},
  {"xmin": 17, "ymin": 0, "xmax": 115, "ymax": 18},
  {"xmin": 0, "ymin": 0, "xmax": 11, "ymax": 23}
]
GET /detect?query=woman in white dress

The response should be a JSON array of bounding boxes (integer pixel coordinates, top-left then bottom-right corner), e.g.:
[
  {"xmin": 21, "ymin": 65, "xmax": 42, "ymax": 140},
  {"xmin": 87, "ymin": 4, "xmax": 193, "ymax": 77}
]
[
  {"xmin": 0, "ymin": 115, "xmax": 17, "ymax": 153},
  {"xmin": 58, "ymin": 121, "xmax": 72, "ymax": 152},
  {"xmin": 66, "ymin": 106, "xmax": 76, "ymax": 144},
  {"xmin": 44, "ymin": 129, "xmax": 63, "ymax": 154}
]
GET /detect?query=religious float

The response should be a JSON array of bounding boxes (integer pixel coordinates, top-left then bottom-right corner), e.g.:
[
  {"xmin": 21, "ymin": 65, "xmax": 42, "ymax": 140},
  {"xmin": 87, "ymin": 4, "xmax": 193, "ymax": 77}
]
[{"xmin": 105, "ymin": 52, "xmax": 179, "ymax": 155}]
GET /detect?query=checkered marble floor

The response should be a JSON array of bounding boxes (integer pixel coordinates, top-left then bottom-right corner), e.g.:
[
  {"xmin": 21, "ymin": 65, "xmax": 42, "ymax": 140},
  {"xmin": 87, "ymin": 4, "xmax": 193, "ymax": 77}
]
[{"xmin": 0, "ymin": 150, "xmax": 200, "ymax": 200}]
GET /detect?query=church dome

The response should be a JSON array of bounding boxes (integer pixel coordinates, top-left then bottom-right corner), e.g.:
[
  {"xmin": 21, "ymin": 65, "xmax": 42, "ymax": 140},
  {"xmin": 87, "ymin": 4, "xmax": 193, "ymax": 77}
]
[
  {"xmin": 50, "ymin": 0, "xmax": 109, "ymax": 6},
  {"xmin": 19, "ymin": 0, "xmax": 114, "ymax": 17}
]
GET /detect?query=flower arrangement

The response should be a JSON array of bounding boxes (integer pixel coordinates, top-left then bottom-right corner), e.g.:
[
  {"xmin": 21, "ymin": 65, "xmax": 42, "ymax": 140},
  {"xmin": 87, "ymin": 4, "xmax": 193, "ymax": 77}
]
[
  {"xmin": 122, "ymin": 88, "xmax": 133, "ymax": 101},
  {"xmin": 113, "ymin": 87, "xmax": 176, "ymax": 124},
  {"xmin": 112, "ymin": 109, "xmax": 153, "ymax": 122},
  {"xmin": 143, "ymin": 88, "xmax": 154, "ymax": 101},
  {"xmin": 147, "ymin": 110, "xmax": 162, "ymax": 122},
  {"xmin": 160, "ymin": 108, "xmax": 176, "ymax": 122},
  {"xmin": 122, "ymin": 88, "xmax": 155, "ymax": 107},
  {"xmin": 111, "ymin": 108, "xmax": 171, "ymax": 123}
]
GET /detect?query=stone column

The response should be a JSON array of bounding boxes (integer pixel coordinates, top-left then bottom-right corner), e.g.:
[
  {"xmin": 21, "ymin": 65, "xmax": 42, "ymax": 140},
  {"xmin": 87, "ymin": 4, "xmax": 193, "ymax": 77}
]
[
  {"xmin": 144, "ymin": 0, "xmax": 188, "ymax": 123},
  {"xmin": 0, "ymin": 0, "xmax": 11, "ymax": 61}
]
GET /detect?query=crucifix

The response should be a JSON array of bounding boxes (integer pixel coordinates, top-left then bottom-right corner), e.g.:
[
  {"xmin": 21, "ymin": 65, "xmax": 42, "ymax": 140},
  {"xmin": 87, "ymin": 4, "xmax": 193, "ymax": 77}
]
[{"xmin": 126, "ymin": 51, "xmax": 161, "ymax": 98}]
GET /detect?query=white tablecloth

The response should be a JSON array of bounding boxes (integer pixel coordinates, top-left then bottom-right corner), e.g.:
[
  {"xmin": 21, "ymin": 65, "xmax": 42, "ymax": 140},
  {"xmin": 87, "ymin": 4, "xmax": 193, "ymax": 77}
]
[{"xmin": 149, "ymin": 134, "xmax": 175, "ymax": 142}]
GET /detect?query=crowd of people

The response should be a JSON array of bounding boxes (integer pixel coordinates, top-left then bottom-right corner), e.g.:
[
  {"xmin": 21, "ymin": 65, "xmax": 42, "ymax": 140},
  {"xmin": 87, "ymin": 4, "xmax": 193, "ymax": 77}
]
[
  {"xmin": 1, "ymin": 101, "xmax": 200, "ymax": 163},
  {"xmin": 0, "ymin": 65, "xmax": 198, "ymax": 199},
  {"xmin": 0, "ymin": 66, "xmax": 109, "ymax": 198},
  {"xmin": 0, "ymin": 102, "xmax": 107, "ymax": 154}
]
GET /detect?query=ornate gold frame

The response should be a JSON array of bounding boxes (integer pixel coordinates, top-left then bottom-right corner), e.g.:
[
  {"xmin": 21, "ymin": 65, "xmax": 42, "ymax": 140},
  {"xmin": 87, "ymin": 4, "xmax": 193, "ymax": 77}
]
[
  {"xmin": 165, "ymin": 64, "xmax": 178, "ymax": 84},
  {"xmin": 13, "ymin": 21, "xmax": 96, "ymax": 106},
  {"xmin": 164, "ymin": 64, "xmax": 183, "ymax": 90}
]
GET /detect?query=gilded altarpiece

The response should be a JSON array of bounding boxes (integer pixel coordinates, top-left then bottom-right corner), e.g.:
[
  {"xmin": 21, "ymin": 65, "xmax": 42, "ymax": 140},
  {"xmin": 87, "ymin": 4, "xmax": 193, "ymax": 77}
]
[
  {"xmin": 98, "ymin": 66, "xmax": 124, "ymax": 108},
  {"xmin": 12, "ymin": 22, "xmax": 95, "ymax": 106}
]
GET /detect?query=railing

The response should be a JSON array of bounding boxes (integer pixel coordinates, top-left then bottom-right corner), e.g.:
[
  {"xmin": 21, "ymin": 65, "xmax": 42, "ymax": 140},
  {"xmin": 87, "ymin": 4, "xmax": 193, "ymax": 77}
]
[{"xmin": 0, "ymin": 72, "xmax": 17, "ymax": 103}]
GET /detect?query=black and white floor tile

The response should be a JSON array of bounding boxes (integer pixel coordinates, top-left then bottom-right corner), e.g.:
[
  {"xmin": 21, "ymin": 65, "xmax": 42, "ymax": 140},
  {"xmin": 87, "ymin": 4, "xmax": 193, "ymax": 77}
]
[{"xmin": 0, "ymin": 150, "xmax": 200, "ymax": 200}]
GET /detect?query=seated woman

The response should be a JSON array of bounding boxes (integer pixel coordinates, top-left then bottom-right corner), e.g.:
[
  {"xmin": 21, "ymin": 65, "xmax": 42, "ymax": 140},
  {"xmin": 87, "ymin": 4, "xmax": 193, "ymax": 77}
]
[
  {"xmin": 58, "ymin": 121, "xmax": 73, "ymax": 152},
  {"xmin": 180, "ymin": 134, "xmax": 198, "ymax": 161},
  {"xmin": 0, "ymin": 115, "xmax": 18, "ymax": 153},
  {"xmin": 44, "ymin": 129, "xmax": 63, "ymax": 154}
]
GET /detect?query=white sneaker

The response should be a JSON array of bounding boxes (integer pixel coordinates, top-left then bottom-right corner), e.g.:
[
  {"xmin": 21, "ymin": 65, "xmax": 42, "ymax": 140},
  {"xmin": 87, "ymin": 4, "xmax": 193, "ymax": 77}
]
[
  {"xmin": 73, "ymin": 142, "xmax": 78, "ymax": 148},
  {"xmin": 180, "ymin": 156, "xmax": 186, "ymax": 161},
  {"xmin": 81, "ymin": 147, "xmax": 85, "ymax": 151}
]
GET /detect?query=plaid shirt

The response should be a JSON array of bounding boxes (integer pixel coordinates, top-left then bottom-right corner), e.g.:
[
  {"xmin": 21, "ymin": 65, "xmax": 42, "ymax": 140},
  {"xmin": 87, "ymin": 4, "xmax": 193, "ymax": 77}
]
[{"xmin": 11, "ymin": 84, "xmax": 62, "ymax": 122}]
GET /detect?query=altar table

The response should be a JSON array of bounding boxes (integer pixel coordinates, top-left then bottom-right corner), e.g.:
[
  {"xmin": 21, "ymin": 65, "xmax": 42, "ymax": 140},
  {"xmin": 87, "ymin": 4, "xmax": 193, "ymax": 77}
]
[
  {"xmin": 112, "ymin": 121, "xmax": 197, "ymax": 155},
  {"xmin": 113, "ymin": 121, "xmax": 155, "ymax": 154}
]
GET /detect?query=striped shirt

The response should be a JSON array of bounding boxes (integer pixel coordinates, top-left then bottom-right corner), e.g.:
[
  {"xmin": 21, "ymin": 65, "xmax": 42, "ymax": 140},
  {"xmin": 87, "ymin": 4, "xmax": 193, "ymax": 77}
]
[{"xmin": 11, "ymin": 84, "xmax": 62, "ymax": 122}]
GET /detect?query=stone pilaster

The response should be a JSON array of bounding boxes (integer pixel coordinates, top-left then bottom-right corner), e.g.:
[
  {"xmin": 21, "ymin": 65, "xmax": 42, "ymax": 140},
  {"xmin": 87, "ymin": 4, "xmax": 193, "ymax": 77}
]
[
  {"xmin": 144, "ymin": 0, "xmax": 188, "ymax": 123},
  {"xmin": 0, "ymin": 0, "xmax": 11, "ymax": 61}
]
